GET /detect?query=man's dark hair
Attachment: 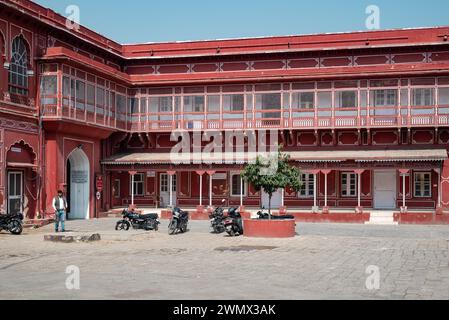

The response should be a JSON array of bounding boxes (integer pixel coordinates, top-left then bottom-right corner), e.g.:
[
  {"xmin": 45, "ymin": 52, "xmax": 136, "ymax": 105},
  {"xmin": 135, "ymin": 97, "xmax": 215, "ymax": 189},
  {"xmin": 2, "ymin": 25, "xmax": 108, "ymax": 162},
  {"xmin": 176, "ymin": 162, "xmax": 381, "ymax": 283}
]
[{"xmin": 57, "ymin": 190, "xmax": 63, "ymax": 194}]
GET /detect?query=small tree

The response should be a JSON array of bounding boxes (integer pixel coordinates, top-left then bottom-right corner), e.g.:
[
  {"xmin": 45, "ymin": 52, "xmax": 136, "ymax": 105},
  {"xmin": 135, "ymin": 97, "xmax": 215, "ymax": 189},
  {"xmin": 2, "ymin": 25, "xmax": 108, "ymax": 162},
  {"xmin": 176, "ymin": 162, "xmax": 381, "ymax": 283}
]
[{"xmin": 242, "ymin": 149, "xmax": 302, "ymax": 218}]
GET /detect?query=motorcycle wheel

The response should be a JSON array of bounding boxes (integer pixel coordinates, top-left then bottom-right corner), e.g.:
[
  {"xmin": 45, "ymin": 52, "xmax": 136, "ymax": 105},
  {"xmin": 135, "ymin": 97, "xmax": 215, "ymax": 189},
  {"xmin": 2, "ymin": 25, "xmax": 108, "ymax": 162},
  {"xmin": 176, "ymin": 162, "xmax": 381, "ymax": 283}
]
[
  {"xmin": 154, "ymin": 223, "xmax": 159, "ymax": 232},
  {"xmin": 115, "ymin": 220, "xmax": 130, "ymax": 231},
  {"xmin": 168, "ymin": 220, "xmax": 178, "ymax": 235},
  {"xmin": 226, "ymin": 228, "xmax": 235, "ymax": 237},
  {"xmin": 9, "ymin": 220, "xmax": 23, "ymax": 235},
  {"xmin": 180, "ymin": 223, "xmax": 188, "ymax": 233},
  {"xmin": 143, "ymin": 221, "xmax": 154, "ymax": 231}
]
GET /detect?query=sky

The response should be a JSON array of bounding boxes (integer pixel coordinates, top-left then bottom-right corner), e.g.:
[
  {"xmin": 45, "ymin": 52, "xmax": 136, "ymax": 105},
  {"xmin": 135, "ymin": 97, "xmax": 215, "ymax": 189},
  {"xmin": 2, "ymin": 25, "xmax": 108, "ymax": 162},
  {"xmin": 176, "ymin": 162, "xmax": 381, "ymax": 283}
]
[{"xmin": 34, "ymin": 0, "xmax": 449, "ymax": 44}]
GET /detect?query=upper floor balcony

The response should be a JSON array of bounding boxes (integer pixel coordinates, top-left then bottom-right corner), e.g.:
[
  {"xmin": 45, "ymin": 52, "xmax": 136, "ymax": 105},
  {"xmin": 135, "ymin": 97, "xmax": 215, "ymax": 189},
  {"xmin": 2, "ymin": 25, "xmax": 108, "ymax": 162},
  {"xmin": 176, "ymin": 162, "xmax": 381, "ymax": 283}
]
[{"xmin": 39, "ymin": 64, "xmax": 449, "ymax": 133}]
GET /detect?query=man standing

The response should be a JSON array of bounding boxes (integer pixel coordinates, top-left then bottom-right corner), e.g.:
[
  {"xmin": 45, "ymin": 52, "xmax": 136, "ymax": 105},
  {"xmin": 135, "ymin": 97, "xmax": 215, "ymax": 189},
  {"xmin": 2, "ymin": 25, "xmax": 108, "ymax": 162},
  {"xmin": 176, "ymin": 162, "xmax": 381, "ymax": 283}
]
[{"xmin": 53, "ymin": 190, "xmax": 67, "ymax": 233}]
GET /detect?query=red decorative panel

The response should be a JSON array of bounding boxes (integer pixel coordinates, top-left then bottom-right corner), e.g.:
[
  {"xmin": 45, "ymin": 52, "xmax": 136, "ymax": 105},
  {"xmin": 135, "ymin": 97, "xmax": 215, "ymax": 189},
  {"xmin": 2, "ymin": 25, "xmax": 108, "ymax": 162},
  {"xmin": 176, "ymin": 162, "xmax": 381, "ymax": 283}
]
[
  {"xmin": 126, "ymin": 66, "xmax": 155, "ymax": 75},
  {"xmin": 289, "ymin": 59, "xmax": 318, "ymax": 69},
  {"xmin": 412, "ymin": 130, "xmax": 434, "ymax": 144},
  {"xmin": 439, "ymin": 130, "xmax": 449, "ymax": 144},
  {"xmin": 318, "ymin": 171, "xmax": 336, "ymax": 196},
  {"xmin": 156, "ymin": 134, "xmax": 177, "ymax": 148},
  {"xmin": 252, "ymin": 60, "xmax": 285, "ymax": 70},
  {"xmin": 179, "ymin": 172, "xmax": 190, "ymax": 197},
  {"xmin": 192, "ymin": 63, "xmax": 218, "ymax": 73},
  {"xmin": 321, "ymin": 132, "xmax": 333, "ymax": 146},
  {"xmin": 393, "ymin": 53, "xmax": 426, "ymax": 64},
  {"xmin": 431, "ymin": 51, "xmax": 449, "ymax": 62},
  {"xmin": 321, "ymin": 57, "xmax": 352, "ymax": 67},
  {"xmin": 372, "ymin": 131, "xmax": 398, "ymax": 145},
  {"xmin": 361, "ymin": 171, "xmax": 371, "ymax": 197},
  {"xmin": 338, "ymin": 132, "xmax": 358, "ymax": 145},
  {"xmin": 354, "ymin": 55, "xmax": 389, "ymax": 66},
  {"xmin": 249, "ymin": 184, "xmax": 259, "ymax": 197},
  {"xmin": 442, "ymin": 159, "xmax": 449, "ymax": 209},
  {"xmin": 146, "ymin": 176, "xmax": 155, "ymax": 196},
  {"xmin": 157, "ymin": 64, "xmax": 189, "ymax": 74},
  {"xmin": 297, "ymin": 132, "xmax": 317, "ymax": 146},
  {"xmin": 221, "ymin": 62, "xmax": 249, "ymax": 72}
]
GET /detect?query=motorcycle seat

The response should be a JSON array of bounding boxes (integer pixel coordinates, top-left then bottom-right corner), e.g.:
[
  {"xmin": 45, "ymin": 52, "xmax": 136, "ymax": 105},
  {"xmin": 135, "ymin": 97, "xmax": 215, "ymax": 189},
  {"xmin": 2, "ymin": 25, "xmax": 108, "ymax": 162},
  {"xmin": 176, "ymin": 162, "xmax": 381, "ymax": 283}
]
[{"xmin": 140, "ymin": 213, "xmax": 159, "ymax": 220}]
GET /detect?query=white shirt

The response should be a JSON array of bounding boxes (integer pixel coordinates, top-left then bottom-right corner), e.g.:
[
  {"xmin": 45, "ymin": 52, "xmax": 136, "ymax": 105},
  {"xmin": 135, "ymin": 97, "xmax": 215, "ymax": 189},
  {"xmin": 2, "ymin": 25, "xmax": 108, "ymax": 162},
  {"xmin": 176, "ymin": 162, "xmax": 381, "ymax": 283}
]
[{"xmin": 52, "ymin": 196, "xmax": 67, "ymax": 211}]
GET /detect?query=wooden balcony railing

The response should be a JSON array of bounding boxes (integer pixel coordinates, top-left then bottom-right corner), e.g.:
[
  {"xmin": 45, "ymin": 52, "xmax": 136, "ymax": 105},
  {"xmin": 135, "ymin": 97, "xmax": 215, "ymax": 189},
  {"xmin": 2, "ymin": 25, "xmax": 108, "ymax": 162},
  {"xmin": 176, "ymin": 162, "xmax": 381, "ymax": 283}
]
[{"xmin": 41, "ymin": 103, "xmax": 449, "ymax": 132}]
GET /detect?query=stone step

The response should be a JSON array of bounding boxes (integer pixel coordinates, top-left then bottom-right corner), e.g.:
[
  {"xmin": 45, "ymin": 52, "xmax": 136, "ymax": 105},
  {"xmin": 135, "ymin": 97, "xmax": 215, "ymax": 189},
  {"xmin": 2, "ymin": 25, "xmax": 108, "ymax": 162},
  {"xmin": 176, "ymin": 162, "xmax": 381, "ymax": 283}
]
[
  {"xmin": 365, "ymin": 221, "xmax": 399, "ymax": 225},
  {"xmin": 370, "ymin": 217, "xmax": 395, "ymax": 222},
  {"xmin": 370, "ymin": 212, "xmax": 395, "ymax": 218},
  {"xmin": 366, "ymin": 211, "xmax": 397, "ymax": 225}
]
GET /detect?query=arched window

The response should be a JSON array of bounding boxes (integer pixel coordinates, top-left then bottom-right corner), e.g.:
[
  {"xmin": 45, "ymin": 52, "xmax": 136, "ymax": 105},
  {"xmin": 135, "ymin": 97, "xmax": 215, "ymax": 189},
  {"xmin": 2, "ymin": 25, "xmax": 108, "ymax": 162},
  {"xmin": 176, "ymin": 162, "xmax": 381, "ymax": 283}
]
[{"xmin": 9, "ymin": 36, "xmax": 29, "ymax": 95}]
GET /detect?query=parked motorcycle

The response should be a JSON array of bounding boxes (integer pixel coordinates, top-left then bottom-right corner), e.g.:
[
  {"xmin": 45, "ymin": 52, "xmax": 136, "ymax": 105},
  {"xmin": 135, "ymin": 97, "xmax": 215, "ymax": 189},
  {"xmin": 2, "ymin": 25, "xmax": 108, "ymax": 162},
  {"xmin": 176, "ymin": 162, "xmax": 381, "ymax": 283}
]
[
  {"xmin": 115, "ymin": 208, "xmax": 160, "ymax": 231},
  {"xmin": 224, "ymin": 207, "xmax": 243, "ymax": 237},
  {"xmin": 209, "ymin": 199, "xmax": 226, "ymax": 234},
  {"xmin": 168, "ymin": 207, "xmax": 189, "ymax": 235},
  {"xmin": 257, "ymin": 207, "xmax": 295, "ymax": 220},
  {"xmin": 0, "ymin": 211, "xmax": 24, "ymax": 235}
]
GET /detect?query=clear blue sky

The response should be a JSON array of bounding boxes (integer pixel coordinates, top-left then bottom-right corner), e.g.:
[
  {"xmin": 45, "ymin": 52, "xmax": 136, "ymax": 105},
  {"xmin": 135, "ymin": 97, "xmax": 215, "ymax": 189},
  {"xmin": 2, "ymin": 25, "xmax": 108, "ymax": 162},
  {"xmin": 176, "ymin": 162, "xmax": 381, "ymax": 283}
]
[{"xmin": 35, "ymin": 0, "xmax": 449, "ymax": 44}]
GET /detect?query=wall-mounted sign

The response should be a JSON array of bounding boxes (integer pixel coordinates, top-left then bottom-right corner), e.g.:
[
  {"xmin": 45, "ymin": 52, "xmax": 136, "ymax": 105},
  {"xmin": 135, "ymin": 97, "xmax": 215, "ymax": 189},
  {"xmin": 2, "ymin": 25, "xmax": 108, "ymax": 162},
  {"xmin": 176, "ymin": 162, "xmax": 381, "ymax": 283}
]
[
  {"xmin": 72, "ymin": 171, "xmax": 88, "ymax": 184},
  {"xmin": 212, "ymin": 173, "xmax": 227, "ymax": 180},
  {"xmin": 96, "ymin": 176, "xmax": 104, "ymax": 191},
  {"xmin": 147, "ymin": 171, "xmax": 156, "ymax": 178},
  {"xmin": 10, "ymin": 147, "xmax": 22, "ymax": 153}
]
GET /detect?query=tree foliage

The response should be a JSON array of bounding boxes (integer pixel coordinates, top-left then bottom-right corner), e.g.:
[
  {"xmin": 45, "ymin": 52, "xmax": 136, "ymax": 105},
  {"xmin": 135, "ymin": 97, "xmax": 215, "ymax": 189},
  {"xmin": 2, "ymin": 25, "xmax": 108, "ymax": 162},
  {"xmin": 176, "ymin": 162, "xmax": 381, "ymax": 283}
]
[{"xmin": 241, "ymin": 149, "xmax": 302, "ymax": 216}]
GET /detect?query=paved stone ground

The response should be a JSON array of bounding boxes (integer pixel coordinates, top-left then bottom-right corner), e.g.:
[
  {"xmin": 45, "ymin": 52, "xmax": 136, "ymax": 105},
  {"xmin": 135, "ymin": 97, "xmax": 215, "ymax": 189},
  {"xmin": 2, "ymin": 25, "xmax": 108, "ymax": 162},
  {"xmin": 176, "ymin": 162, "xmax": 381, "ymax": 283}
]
[{"xmin": 0, "ymin": 219, "xmax": 449, "ymax": 300}]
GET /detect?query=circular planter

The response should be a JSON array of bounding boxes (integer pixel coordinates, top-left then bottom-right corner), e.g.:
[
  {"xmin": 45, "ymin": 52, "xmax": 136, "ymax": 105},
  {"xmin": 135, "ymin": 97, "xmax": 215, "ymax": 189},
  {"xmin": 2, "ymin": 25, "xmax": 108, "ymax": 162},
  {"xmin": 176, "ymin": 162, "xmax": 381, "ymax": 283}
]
[{"xmin": 243, "ymin": 219, "xmax": 296, "ymax": 238}]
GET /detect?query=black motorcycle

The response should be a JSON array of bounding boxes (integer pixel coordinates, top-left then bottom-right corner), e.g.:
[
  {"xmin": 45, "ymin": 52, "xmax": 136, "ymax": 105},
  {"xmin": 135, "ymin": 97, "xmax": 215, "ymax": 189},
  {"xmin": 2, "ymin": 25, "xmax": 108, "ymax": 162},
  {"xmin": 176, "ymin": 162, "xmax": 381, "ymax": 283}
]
[
  {"xmin": 224, "ymin": 207, "xmax": 243, "ymax": 237},
  {"xmin": 209, "ymin": 200, "xmax": 227, "ymax": 234},
  {"xmin": 0, "ymin": 212, "xmax": 24, "ymax": 235},
  {"xmin": 257, "ymin": 207, "xmax": 295, "ymax": 220},
  {"xmin": 116, "ymin": 209, "xmax": 160, "ymax": 231},
  {"xmin": 168, "ymin": 207, "xmax": 189, "ymax": 235}
]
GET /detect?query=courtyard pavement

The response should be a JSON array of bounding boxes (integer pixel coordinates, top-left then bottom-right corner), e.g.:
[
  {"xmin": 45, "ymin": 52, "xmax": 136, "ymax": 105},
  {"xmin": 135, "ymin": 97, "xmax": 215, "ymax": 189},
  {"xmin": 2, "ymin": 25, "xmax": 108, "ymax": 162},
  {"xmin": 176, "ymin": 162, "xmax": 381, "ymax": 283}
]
[{"xmin": 0, "ymin": 219, "xmax": 448, "ymax": 300}]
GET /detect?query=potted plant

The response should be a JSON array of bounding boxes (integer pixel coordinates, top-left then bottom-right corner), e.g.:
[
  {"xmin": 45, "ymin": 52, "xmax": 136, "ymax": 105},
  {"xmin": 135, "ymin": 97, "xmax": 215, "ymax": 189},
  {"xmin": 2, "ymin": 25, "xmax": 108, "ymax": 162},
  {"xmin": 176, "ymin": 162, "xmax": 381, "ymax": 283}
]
[{"xmin": 241, "ymin": 148, "xmax": 302, "ymax": 238}]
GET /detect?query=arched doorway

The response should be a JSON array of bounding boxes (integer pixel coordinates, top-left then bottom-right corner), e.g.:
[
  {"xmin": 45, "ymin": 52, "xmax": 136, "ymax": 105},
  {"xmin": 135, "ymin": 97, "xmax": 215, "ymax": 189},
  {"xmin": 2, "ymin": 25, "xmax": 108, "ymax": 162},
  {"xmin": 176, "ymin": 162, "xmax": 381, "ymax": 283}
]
[
  {"xmin": 66, "ymin": 148, "xmax": 90, "ymax": 220},
  {"xmin": 6, "ymin": 141, "xmax": 38, "ymax": 218}
]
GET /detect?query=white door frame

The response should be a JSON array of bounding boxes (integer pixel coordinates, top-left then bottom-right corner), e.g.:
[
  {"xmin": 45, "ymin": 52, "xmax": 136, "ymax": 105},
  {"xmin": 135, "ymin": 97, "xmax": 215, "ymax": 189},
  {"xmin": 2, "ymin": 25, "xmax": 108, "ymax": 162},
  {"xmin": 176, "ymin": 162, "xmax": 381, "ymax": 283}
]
[
  {"xmin": 7, "ymin": 171, "xmax": 23, "ymax": 214},
  {"xmin": 160, "ymin": 173, "xmax": 177, "ymax": 207},
  {"xmin": 373, "ymin": 170, "xmax": 397, "ymax": 209},
  {"xmin": 67, "ymin": 148, "xmax": 90, "ymax": 220}
]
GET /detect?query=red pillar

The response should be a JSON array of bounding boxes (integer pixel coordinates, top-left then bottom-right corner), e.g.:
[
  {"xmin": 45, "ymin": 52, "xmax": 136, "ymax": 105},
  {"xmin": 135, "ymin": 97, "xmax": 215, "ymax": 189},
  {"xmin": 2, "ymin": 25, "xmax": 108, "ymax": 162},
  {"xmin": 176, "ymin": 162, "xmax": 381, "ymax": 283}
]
[{"xmin": 44, "ymin": 133, "xmax": 62, "ymax": 217}]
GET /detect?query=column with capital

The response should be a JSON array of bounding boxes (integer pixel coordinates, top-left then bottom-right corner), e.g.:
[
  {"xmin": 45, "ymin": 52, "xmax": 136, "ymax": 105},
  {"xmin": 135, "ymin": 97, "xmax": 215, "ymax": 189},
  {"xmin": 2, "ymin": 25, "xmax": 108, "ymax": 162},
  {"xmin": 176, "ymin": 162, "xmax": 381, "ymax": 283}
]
[
  {"xmin": 399, "ymin": 169, "xmax": 410, "ymax": 214},
  {"xmin": 129, "ymin": 171, "xmax": 137, "ymax": 209},
  {"xmin": 167, "ymin": 171, "xmax": 176, "ymax": 208},
  {"xmin": 207, "ymin": 171, "xmax": 216, "ymax": 208},
  {"xmin": 321, "ymin": 170, "xmax": 332, "ymax": 214},
  {"xmin": 354, "ymin": 169, "xmax": 365, "ymax": 214},
  {"xmin": 435, "ymin": 168, "xmax": 443, "ymax": 215},
  {"xmin": 196, "ymin": 171, "xmax": 206, "ymax": 214}
]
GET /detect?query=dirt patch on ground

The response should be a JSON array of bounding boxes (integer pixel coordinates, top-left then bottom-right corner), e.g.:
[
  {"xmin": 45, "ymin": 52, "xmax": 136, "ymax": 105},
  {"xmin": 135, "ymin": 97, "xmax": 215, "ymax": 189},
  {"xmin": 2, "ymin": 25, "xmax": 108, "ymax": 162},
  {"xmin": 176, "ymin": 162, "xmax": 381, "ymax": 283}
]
[{"xmin": 214, "ymin": 245, "xmax": 278, "ymax": 252}]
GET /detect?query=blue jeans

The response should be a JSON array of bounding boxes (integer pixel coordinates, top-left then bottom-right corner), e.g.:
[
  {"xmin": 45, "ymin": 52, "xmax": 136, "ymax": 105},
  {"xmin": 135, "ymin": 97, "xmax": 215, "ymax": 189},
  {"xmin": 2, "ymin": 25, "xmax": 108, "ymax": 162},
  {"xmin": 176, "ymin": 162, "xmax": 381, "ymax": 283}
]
[{"xmin": 55, "ymin": 210, "xmax": 66, "ymax": 232}]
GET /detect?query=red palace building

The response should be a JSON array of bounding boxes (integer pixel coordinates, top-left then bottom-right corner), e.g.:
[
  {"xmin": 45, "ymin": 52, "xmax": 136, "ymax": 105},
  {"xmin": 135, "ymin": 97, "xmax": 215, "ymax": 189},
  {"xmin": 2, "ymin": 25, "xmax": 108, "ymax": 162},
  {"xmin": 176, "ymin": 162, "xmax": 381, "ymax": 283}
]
[{"xmin": 1, "ymin": 0, "xmax": 449, "ymax": 222}]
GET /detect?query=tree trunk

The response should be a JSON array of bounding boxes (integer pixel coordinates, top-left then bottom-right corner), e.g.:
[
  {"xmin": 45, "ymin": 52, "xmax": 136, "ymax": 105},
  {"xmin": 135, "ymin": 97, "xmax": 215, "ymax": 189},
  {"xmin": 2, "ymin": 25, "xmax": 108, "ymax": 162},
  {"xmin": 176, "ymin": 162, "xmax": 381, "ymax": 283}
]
[{"xmin": 268, "ymin": 194, "xmax": 272, "ymax": 220}]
